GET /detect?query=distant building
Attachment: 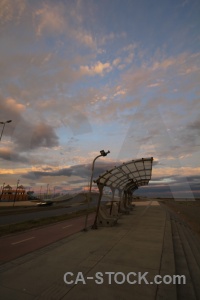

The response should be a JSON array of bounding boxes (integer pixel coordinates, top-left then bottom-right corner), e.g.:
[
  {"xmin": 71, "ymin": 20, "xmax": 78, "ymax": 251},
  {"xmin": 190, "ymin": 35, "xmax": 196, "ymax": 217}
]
[{"xmin": 0, "ymin": 184, "xmax": 28, "ymax": 201}]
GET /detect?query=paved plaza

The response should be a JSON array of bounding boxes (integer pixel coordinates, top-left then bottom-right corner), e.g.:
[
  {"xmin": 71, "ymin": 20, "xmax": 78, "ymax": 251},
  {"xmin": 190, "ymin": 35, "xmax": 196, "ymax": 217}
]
[{"xmin": 0, "ymin": 200, "xmax": 199, "ymax": 300}]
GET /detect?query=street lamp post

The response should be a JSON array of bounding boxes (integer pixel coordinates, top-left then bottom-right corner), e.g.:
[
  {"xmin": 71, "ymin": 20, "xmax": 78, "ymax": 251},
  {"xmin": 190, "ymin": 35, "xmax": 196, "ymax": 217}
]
[
  {"xmin": 83, "ymin": 150, "xmax": 110, "ymax": 231},
  {"xmin": 0, "ymin": 120, "xmax": 12, "ymax": 141},
  {"xmin": 0, "ymin": 182, "xmax": 5, "ymax": 201},
  {"xmin": 46, "ymin": 184, "xmax": 49, "ymax": 199},
  {"xmin": 13, "ymin": 179, "xmax": 20, "ymax": 207},
  {"xmin": 40, "ymin": 186, "xmax": 42, "ymax": 200}
]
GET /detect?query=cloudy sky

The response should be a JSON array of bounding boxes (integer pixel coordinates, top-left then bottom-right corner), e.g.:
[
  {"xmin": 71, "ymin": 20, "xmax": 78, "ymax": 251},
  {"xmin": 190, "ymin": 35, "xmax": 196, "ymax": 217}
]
[{"xmin": 0, "ymin": 0, "xmax": 199, "ymax": 198}]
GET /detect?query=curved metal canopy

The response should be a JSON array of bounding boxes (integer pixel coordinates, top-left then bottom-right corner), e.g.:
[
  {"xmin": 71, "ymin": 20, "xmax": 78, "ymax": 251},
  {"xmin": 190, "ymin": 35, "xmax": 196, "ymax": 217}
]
[{"xmin": 94, "ymin": 157, "xmax": 153, "ymax": 193}]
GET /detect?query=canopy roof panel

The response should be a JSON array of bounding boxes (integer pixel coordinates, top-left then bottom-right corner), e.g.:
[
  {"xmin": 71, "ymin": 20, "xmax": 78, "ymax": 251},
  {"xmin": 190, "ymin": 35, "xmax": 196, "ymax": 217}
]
[{"xmin": 94, "ymin": 157, "xmax": 153, "ymax": 193}]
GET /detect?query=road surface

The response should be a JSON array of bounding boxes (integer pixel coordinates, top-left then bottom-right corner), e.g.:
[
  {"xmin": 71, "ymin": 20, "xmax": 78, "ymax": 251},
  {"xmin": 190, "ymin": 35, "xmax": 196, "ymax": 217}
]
[
  {"xmin": 0, "ymin": 202, "xmax": 97, "ymax": 226},
  {"xmin": 0, "ymin": 213, "xmax": 95, "ymax": 264}
]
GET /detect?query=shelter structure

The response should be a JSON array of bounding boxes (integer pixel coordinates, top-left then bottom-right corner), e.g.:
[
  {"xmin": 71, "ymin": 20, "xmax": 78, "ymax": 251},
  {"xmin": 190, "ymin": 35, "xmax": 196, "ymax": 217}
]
[{"xmin": 92, "ymin": 157, "xmax": 153, "ymax": 228}]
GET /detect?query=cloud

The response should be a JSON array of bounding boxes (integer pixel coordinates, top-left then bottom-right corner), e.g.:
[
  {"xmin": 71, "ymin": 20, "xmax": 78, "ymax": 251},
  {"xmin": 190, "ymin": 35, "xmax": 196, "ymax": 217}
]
[
  {"xmin": 121, "ymin": 43, "xmax": 137, "ymax": 52},
  {"xmin": 151, "ymin": 58, "xmax": 176, "ymax": 71},
  {"xmin": 147, "ymin": 83, "xmax": 161, "ymax": 88},
  {"xmin": 99, "ymin": 32, "xmax": 126, "ymax": 46},
  {"xmin": 174, "ymin": 117, "xmax": 200, "ymax": 155},
  {"xmin": 80, "ymin": 61, "xmax": 112, "ymax": 76},
  {"xmin": 22, "ymin": 161, "xmax": 120, "ymax": 180},
  {"xmin": 112, "ymin": 58, "xmax": 121, "ymax": 66},
  {"xmin": 0, "ymin": 147, "xmax": 28, "ymax": 163},
  {"xmin": 0, "ymin": 95, "xmax": 59, "ymax": 151},
  {"xmin": 34, "ymin": 3, "xmax": 66, "ymax": 36},
  {"xmin": 0, "ymin": 50, "xmax": 85, "ymax": 106},
  {"xmin": 13, "ymin": 122, "xmax": 59, "ymax": 151},
  {"xmin": 145, "ymin": 173, "xmax": 200, "ymax": 198},
  {"xmin": 0, "ymin": 96, "xmax": 25, "ymax": 137},
  {"xmin": 121, "ymin": 52, "xmax": 200, "ymax": 97},
  {"xmin": 124, "ymin": 52, "xmax": 134, "ymax": 64},
  {"xmin": 30, "ymin": 123, "xmax": 59, "ymax": 149},
  {"xmin": 71, "ymin": 29, "xmax": 96, "ymax": 49},
  {"xmin": 113, "ymin": 101, "xmax": 200, "ymax": 169},
  {"xmin": 20, "ymin": 163, "xmax": 200, "ymax": 198},
  {"xmin": 61, "ymin": 113, "xmax": 92, "ymax": 136},
  {"xmin": 187, "ymin": 119, "xmax": 200, "ymax": 132},
  {"xmin": 0, "ymin": 1, "xmax": 199, "ymax": 197},
  {"xmin": 22, "ymin": 167, "xmax": 73, "ymax": 180},
  {"xmin": 113, "ymin": 86, "xmax": 127, "ymax": 97},
  {"xmin": 87, "ymin": 85, "xmax": 139, "ymax": 122},
  {"xmin": 4, "ymin": 98, "xmax": 26, "ymax": 113},
  {"xmin": 33, "ymin": 2, "xmax": 97, "ymax": 49},
  {"xmin": 0, "ymin": 0, "xmax": 26, "ymax": 25}
]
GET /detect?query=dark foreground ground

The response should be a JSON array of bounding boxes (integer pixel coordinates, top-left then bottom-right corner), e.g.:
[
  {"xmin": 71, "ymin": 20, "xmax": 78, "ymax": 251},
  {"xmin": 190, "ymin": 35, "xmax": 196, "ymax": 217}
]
[
  {"xmin": 160, "ymin": 199, "xmax": 200, "ymax": 237},
  {"xmin": 1, "ymin": 199, "xmax": 200, "ymax": 299}
]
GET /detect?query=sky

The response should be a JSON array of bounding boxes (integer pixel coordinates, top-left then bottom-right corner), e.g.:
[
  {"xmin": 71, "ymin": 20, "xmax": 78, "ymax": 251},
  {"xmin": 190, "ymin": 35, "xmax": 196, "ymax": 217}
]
[{"xmin": 0, "ymin": 0, "xmax": 200, "ymax": 198}]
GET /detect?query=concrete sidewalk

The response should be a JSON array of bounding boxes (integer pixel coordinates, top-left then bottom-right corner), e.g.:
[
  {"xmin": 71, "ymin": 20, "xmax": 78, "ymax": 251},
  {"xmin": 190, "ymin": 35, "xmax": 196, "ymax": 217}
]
[{"xmin": 0, "ymin": 201, "xmax": 177, "ymax": 300}]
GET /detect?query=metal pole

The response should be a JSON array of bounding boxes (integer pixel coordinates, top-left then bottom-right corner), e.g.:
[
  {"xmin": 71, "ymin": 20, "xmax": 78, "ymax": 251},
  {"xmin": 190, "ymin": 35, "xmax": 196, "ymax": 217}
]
[
  {"xmin": 13, "ymin": 179, "xmax": 20, "ymax": 207},
  {"xmin": 0, "ymin": 123, "xmax": 6, "ymax": 141},
  {"xmin": 83, "ymin": 150, "xmax": 110, "ymax": 231},
  {"xmin": 0, "ymin": 120, "xmax": 12, "ymax": 141},
  {"xmin": 0, "ymin": 182, "xmax": 5, "ymax": 201},
  {"xmin": 46, "ymin": 184, "xmax": 49, "ymax": 199},
  {"xmin": 83, "ymin": 154, "xmax": 102, "ymax": 231},
  {"xmin": 92, "ymin": 183, "xmax": 104, "ymax": 229},
  {"xmin": 40, "ymin": 186, "xmax": 42, "ymax": 199}
]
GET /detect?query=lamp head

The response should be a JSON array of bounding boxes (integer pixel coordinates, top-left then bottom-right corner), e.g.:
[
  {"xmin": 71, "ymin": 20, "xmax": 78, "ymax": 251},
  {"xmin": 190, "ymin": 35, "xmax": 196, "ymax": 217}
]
[
  {"xmin": 0, "ymin": 120, "xmax": 12, "ymax": 124},
  {"xmin": 100, "ymin": 150, "xmax": 110, "ymax": 157}
]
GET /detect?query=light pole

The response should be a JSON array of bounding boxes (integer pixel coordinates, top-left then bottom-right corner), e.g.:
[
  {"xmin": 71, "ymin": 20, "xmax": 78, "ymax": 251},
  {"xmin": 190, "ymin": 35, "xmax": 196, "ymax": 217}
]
[
  {"xmin": 40, "ymin": 186, "xmax": 42, "ymax": 199},
  {"xmin": 13, "ymin": 179, "xmax": 20, "ymax": 207},
  {"xmin": 0, "ymin": 182, "xmax": 5, "ymax": 201},
  {"xmin": 46, "ymin": 184, "xmax": 49, "ymax": 199},
  {"xmin": 0, "ymin": 120, "xmax": 12, "ymax": 141},
  {"xmin": 83, "ymin": 150, "xmax": 110, "ymax": 231}
]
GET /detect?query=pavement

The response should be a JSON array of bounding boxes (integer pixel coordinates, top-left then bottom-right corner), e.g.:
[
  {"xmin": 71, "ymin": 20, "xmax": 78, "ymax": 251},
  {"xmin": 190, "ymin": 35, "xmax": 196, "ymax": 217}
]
[{"xmin": 0, "ymin": 200, "xmax": 199, "ymax": 300}]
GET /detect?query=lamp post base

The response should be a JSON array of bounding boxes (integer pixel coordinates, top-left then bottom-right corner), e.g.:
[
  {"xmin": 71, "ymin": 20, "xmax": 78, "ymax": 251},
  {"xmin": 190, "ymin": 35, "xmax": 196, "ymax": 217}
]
[{"xmin": 91, "ymin": 223, "xmax": 98, "ymax": 230}]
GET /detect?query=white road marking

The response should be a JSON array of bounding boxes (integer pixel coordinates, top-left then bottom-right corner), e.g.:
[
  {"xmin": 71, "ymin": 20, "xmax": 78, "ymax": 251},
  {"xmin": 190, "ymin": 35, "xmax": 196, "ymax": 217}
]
[
  {"xmin": 62, "ymin": 224, "xmax": 72, "ymax": 229},
  {"xmin": 12, "ymin": 237, "xmax": 35, "ymax": 245}
]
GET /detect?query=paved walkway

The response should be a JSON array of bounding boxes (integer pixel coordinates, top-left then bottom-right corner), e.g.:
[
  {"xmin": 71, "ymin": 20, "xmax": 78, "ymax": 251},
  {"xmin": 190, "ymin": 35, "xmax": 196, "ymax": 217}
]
[{"xmin": 0, "ymin": 200, "xmax": 199, "ymax": 300}]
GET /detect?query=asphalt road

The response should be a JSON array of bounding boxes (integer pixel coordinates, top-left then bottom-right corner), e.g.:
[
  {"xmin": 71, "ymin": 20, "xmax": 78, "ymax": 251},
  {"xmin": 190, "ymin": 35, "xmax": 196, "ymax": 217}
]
[
  {"xmin": 0, "ymin": 213, "xmax": 95, "ymax": 264},
  {"xmin": 0, "ymin": 202, "xmax": 97, "ymax": 226}
]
